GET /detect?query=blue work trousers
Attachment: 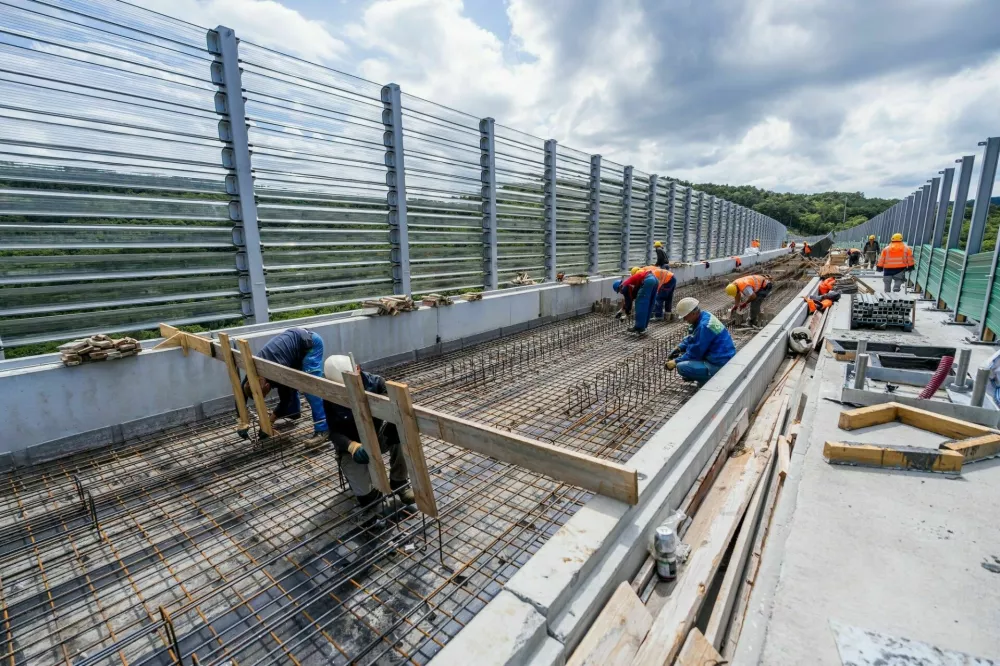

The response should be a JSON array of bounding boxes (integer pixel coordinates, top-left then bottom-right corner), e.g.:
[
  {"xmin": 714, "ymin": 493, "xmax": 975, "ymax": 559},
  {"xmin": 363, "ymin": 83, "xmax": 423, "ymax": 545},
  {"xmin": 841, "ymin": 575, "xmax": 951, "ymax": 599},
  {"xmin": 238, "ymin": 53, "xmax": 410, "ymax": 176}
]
[
  {"xmin": 633, "ymin": 274, "xmax": 660, "ymax": 331},
  {"xmin": 300, "ymin": 333, "xmax": 328, "ymax": 433},
  {"xmin": 676, "ymin": 360, "xmax": 721, "ymax": 386},
  {"xmin": 652, "ymin": 275, "xmax": 677, "ymax": 318}
]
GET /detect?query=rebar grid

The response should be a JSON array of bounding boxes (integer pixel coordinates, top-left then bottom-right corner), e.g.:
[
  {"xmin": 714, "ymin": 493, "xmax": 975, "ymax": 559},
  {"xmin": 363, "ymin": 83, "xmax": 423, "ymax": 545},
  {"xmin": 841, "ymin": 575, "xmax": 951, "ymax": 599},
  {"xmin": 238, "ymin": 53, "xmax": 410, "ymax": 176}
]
[{"xmin": 0, "ymin": 258, "xmax": 807, "ymax": 666}]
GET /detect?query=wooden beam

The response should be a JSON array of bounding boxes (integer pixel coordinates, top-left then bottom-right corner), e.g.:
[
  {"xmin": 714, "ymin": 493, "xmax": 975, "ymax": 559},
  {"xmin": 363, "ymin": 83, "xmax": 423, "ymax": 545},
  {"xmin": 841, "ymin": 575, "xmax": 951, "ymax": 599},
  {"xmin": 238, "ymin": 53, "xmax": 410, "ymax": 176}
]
[
  {"xmin": 675, "ymin": 628, "xmax": 723, "ymax": 666},
  {"xmin": 777, "ymin": 434, "xmax": 791, "ymax": 483},
  {"xmin": 386, "ymin": 381, "xmax": 438, "ymax": 517},
  {"xmin": 895, "ymin": 404, "xmax": 996, "ymax": 439},
  {"xmin": 236, "ymin": 339, "xmax": 274, "ymax": 437},
  {"xmin": 154, "ymin": 324, "xmax": 213, "ymax": 356},
  {"xmin": 838, "ymin": 403, "xmax": 898, "ymax": 430},
  {"xmin": 566, "ymin": 582, "xmax": 651, "ymax": 666},
  {"xmin": 941, "ymin": 433, "xmax": 1000, "ymax": 463},
  {"xmin": 342, "ymin": 369, "xmax": 392, "ymax": 495},
  {"xmin": 161, "ymin": 328, "xmax": 640, "ymax": 504},
  {"xmin": 823, "ymin": 441, "xmax": 964, "ymax": 474},
  {"xmin": 217, "ymin": 333, "xmax": 249, "ymax": 429}
]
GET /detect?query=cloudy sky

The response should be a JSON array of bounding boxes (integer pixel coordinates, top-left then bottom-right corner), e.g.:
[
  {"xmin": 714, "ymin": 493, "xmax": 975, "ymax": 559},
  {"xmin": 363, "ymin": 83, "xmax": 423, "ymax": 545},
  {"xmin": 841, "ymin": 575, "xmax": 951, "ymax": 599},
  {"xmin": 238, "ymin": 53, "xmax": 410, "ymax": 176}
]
[{"xmin": 148, "ymin": 0, "xmax": 1000, "ymax": 198}]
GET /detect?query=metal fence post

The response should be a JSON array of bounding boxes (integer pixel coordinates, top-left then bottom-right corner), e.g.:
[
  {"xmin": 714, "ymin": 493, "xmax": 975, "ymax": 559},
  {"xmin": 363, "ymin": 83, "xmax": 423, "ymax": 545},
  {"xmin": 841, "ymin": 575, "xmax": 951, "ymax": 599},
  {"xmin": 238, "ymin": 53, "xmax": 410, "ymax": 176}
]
[
  {"xmin": 932, "ymin": 168, "xmax": 954, "ymax": 250},
  {"xmin": 588, "ymin": 154, "xmax": 601, "ymax": 275},
  {"xmin": 707, "ymin": 195, "xmax": 717, "ymax": 258},
  {"xmin": 620, "ymin": 165, "xmax": 633, "ymax": 271},
  {"xmin": 381, "ymin": 83, "xmax": 412, "ymax": 295},
  {"xmin": 917, "ymin": 177, "xmax": 940, "ymax": 293},
  {"xmin": 646, "ymin": 175, "xmax": 658, "ymax": 265},
  {"xmin": 681, "ymin": 186, "xmax": 692, "ymax": 261},
  {"xmin": 724, "ymin": 202, "xmax": 733, "ymax": 255},
  {"xmin": 953, "ymin": 139, "xmax": 999, "ymax": 321},
  {"xmin": 479, "ymin": 117, "xmax": 499, "ymax": 290},
  {"xmin": 211, "ymin": 26, "xmax": 269, "ymax": 324},
  {"xmin": 666, "ymin": 181, "xmax": 676, "ymax": 261},
  {"xmin": 544, "ymin": 139, "xmax": 558, "ymax": 281},
  {"xmin": 947, "ymin": 155, "xmax": 975, "ymax": 250},
  {"xmin": 692, "ymin": 191, "xmax": 703, "ymax": 261}
]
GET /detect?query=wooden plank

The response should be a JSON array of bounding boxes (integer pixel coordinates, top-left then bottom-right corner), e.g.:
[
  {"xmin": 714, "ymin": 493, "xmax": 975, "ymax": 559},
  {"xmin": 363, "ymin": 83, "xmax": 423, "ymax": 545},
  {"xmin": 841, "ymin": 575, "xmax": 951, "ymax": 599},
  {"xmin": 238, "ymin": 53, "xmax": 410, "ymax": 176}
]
[
  {"xmin": 823, "ymin": 441, "xmax": 964, "ymax": 474},
  {"xmin": 567, "ymin": 582, "xmax": 652, "ymax": 666},
  {"xmin": 941, "ymin": 433, "xmax": 1000, "ymax": 462},
  {"xmin": 895, "ymin": 403, "xmax": 996, "ymax": 439},
  {"xmin": 777, "ymin": 435, "xmax": 791, "ymax": 483},
  {"xmin": 154, "ymin": 324, "xmax": 213, "ymax": 356},
  {"xmin": 235, "ymin": 339, "xmax": 274, "ymax": 437},
  {"xmin": 342, "ymin": 369, "xmax": 392, "ymax": 495},
  {"xmin": 164, "ymin": 330, "xmax": 639, "ymax": 504},
  {"xmin": 386, "ymin": 381, "xmax": 438, "ymax": 517},
  {"xmin": 838, "ymin": 403, "xmax": 898, "ymax": 430},
  {"xmin": 217, "ymin": 333, "xmax": 249, "ymax": 429},
  {"xmin": 675, "ymin": 628, "xmax": 723, "ymax": 666}
]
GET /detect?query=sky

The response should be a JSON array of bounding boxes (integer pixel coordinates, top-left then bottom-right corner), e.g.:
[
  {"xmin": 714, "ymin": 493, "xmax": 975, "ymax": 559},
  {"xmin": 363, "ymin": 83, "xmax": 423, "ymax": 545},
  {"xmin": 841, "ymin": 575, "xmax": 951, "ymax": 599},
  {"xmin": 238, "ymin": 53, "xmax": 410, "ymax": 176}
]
[{"xmin": 145, "ymin": 0, "xmax": 1000, "ymax": 198}]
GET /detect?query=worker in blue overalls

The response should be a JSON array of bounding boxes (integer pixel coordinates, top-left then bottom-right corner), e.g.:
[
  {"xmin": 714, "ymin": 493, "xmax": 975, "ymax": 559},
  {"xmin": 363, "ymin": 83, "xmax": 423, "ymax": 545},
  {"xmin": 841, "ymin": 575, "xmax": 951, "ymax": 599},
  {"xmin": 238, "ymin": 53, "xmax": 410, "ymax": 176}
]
[{"xmin": 613, "ymin": 267, "xmax": 660, "ymax": 334}]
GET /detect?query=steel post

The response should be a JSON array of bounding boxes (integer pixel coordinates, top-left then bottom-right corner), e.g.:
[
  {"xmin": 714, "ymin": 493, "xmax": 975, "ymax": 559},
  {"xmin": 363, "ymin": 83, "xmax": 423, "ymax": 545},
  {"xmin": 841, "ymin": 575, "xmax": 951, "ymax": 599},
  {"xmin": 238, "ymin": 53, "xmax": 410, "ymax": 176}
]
[
  {"xmin": 972, "ymin": 139, "xmax": 1000, "ymax": 339},
  {"xmin": 381, "ymin": 83, "xmax": 412, "ymax": 295},
  {"xmin": 212, "ymin": 26, "xmax": 269, "ymax": 323},
  {"xmin": 693, "ymin": 191, "xmax": 703, "ymax": 261},
  {"xmin": 682, "ymin": 186, "xmax": 692, "ymax": 261},
  {"xmin": 588, "ymin": 154, "xmax": 601, "ymax": 275},
  {"xmin": 947, "ymin": 155, "xmax": 975, "ymax": 250},
  {"xmin": 966, "ymin": 137, "xmax": 999, "ymax": 254},
  {"xmin": 854, "ymin": 354, "xmax": 869, "ymax": 390},
  {"xmin": 620, "ymin": 165, "xmax": 633, "ymax": 271},
  {"xmin": 971, "ymin": 367, "xmax": 989, "ymax": 407},
  {"xmin": 544, "ymin": 139, "xmax": 557, "ymax": 281},
  {"xmin": 646, "ymin": 175, "xmax": 657, "ymax": 265},
  {"xmin": 707, "ymin": 195, "xmax": 717, "ymax": 258},
  {"xmin": 479, "ymin": 117, "xmax": 499, "ymax": 290}
]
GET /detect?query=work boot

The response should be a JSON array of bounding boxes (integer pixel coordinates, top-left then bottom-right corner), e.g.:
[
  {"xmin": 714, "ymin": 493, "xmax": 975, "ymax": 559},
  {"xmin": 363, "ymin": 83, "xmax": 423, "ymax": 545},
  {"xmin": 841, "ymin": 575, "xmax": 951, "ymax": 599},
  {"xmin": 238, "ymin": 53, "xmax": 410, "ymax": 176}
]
[
  {"xmin": 390, "ymin": 479, "xmax": 416, "ymax": 505},
  {"xmin": 305, "ymin": 431, "xmax": 328, "ymax": 445}
]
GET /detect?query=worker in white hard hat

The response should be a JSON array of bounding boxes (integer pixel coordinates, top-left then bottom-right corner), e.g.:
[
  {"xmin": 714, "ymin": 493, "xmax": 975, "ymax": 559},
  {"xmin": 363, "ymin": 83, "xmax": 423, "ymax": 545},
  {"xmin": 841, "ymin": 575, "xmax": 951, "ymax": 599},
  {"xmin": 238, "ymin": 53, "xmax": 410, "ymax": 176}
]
[
  {"xmin": 664, "ymin": 297, "xmax": 737, "ymax": 386},
  {"xmin": 323, "ymin": 355, "xmax": 415, "ymax": 516},
  {"xmin": 654, "ymin": 240, "xmax": 669, "ymax": 268},
  {"xmin": 863, "ymin": 234, "xmax": 880, "ymax": 269}
]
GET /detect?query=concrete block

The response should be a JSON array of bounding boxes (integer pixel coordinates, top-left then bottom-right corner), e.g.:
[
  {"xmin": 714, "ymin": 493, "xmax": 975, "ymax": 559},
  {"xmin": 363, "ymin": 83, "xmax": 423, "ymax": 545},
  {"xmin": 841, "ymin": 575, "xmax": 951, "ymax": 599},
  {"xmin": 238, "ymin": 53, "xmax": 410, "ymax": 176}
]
[
  {"xmin": 527, "ymin": 636, "xmax": 566, "ymax": 666},
  {"xmin": 430, "ymin": 591, "xmax": 547, "ymax": 666},
  {"xmin": 505, "ymin": 494, "xmax": 628, "ymax": 617}
]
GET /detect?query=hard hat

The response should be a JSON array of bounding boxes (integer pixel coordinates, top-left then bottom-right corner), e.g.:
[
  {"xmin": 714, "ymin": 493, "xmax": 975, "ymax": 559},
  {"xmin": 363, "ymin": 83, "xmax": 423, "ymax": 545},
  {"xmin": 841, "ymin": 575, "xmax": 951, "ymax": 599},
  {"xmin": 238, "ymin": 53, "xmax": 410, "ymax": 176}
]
[
  {"xmin": 869, "ymin": 235, "xmax": 875, "ymax": 240},
  {"xmin": 892, "ymin": 233, "xmax": 903, "ymax": 242},
  {"xmin": 630, "ymin": 266, "xmax": 641, "ymax": 275},
  {"xmin": 653, "ymin": 240, "xmax": 663, "ymax": 248},
  {"xmin": 725, "ymin": 283, "xmax": 738, "ymax": 297},
  {"xmin": 323, "ymin": 354, "xmax": 353, "ymax": 383},
  {"xmin": 675, "ymin": 297, "xmax": 699, "ymax": 318},
  {"xmin": 612, "ymin": 279, "xmax": 622, "ymax": 293}
]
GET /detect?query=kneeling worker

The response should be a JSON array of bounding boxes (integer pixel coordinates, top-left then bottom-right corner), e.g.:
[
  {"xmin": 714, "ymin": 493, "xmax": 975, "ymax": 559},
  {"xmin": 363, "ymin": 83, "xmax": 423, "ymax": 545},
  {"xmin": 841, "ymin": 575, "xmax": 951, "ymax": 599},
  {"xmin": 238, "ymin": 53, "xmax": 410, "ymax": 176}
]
[
  {"xmin": 725, "ymin": 274, "xmax": 773, "ymax": 326},
  {"xmin": 241, "ymin": 327, "xmax": 327, "ymax": 442},
  {"xmin": 322, "ymin": 355, "xmax": 415, "ymax": 513},
  {"xmin": 665, "ymin": 298, "xmax": 737, "ymax": 385}
]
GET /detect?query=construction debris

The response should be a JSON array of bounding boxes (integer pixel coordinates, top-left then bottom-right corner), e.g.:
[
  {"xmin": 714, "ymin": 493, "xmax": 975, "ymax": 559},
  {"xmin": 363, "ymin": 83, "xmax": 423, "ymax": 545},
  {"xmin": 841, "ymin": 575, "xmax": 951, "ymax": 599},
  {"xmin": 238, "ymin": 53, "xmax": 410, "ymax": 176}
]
[
  {"xmin": 463, "ymin": 292, "xmax": 483, "ymax": 301},
  {"xmin": 561, "ymin": 275, "xmax": 589, "ymax": 285},
  {"xmin": 59, "ymin": 334, "xmax": 140, "ymax": 366},
  {"xmin": 421, "ymin": 293, "xmax": 454, "ymax": 307},
  {"xmin": 510, "ymin": 272, "xmax": 536, "ymax": 286},
  {"xmin": 850, "ymin": 293, "xmax": 915, "ymax": 331},
  {"xmin": 361, "ymin": 295, "xmax": 418, "ymax": 316}
]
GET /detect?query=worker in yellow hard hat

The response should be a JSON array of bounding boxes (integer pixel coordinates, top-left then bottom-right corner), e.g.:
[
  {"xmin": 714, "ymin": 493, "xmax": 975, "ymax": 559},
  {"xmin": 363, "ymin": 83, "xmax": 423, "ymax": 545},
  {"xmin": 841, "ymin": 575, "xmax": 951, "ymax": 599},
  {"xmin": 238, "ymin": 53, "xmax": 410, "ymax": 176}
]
[
  {"xmin": 654, "ymin": 240, "xmax": 668, "ymax": 268},
  {"xmin": 876, "ymin": 233, "xmax": 914, "ymax": 292},
  {"xmin": 630, "ymin": 266, "xmax": 641, "ymax": 275},
  {"xmin": 863, "ymin": 234, "xmax": 880, "ymax": 269},
  {"xmin": 726, "ymin": 274, "xmax": 773, "ymax": 325}
]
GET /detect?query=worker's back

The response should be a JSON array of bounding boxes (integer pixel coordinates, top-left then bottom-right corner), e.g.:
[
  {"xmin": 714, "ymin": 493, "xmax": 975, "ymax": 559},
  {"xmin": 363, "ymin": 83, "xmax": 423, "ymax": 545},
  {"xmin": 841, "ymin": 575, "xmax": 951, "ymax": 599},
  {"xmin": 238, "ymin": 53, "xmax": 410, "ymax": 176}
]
[{"xmin": 686, "ymin": 310, "xmax": 737, "ymax": 366}]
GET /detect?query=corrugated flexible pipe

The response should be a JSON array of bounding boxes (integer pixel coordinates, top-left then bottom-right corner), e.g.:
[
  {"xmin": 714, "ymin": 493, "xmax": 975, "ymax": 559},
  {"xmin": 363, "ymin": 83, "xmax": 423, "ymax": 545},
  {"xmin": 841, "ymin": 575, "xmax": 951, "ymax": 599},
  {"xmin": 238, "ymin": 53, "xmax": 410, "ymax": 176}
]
[{"xmin": 918, "ymin": 355, "xmax": 954, "ymax": 399}]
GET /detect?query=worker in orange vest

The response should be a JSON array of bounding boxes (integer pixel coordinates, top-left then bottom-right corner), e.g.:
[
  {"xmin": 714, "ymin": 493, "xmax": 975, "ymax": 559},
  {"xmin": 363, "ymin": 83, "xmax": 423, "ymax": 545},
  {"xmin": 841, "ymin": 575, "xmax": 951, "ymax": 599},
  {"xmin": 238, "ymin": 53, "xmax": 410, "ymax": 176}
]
[
  {"xmin": 803, "ymin": 242, "xmax": 811, "ymax": 256},
  {"xmin": 817, "ymin": 277, "xmax": 837, "ymax": 296},
  {"xmin": 876, "ymin": 233, "xmax": 914, "ymax": 292},
  {"xmin": 635, "ymin": 264, "xmax": 677, "ymax": 319},
  {"xmin": 751, "ymin": 239, "xmax": 760, "ymax": 249},
  {"xmin": 847, "ymin": 248, "xmax": 862, "ymax": 267},
  {"xmin": 725, "ymin": 274, "xmax": 773, "ymax": 325},
  {"xmin": 732, "ymin": 256, "xmax": 743, "ymax": 268},
  {"xmin": 805, "ymin": 296, "xmax": 834, "ymax": 314}
]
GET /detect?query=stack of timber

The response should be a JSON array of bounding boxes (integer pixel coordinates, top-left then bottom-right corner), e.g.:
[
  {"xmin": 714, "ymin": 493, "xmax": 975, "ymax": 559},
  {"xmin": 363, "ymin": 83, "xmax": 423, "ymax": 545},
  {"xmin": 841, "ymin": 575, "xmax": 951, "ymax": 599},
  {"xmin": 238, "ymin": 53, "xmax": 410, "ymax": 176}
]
[
  {"xmin": 511, "ymin": 271, "xmax": 537, "ymax": 286},
  {"xmin": 568, "ymin": 355, "xmax": 809, "ymax": 666},
  {"xmin": 361, "ymin": 295, "xmax": 418, "ymax": 316},
  {"xmin": 463, "ymin": 292, "xmax": 483, "ymax": 301},
  {"xmin": 421, "ymin": 293, "xmax": 454, "ymax": 307},
  {"xmin": 59, "ymin": 334, "xmax": 141, "ymax": 366}
]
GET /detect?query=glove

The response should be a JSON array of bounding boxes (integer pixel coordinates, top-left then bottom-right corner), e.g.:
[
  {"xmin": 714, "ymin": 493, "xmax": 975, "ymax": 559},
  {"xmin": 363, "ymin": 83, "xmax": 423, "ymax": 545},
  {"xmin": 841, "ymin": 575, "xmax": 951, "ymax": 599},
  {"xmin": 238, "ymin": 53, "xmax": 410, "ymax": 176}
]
[
  {"xmin": 615, "ymin": 310, "xmax": 626, "ymax": 321},
  {"xmin": 668, "ymin": 347, "xmax": 681, "ymax": 360},
  {"xmin": 347, "ymin": 441, "xmax": 370, "ymax": 465},
  {"xmin": 665, "ymin": 360, "xmax": 677, "ymax": 371}
]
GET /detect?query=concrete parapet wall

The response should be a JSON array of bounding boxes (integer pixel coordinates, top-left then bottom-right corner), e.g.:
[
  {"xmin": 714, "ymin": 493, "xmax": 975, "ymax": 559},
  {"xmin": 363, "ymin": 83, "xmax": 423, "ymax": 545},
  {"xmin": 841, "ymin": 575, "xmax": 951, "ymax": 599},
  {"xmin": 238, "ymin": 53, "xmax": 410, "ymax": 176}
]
[
  {"xmin": 431, "ymin": 271, "xmax": 814, "ymax": 666},
  {"xmin": 0, "ymin": 247, "xmax": 788, "ymax": 469}
]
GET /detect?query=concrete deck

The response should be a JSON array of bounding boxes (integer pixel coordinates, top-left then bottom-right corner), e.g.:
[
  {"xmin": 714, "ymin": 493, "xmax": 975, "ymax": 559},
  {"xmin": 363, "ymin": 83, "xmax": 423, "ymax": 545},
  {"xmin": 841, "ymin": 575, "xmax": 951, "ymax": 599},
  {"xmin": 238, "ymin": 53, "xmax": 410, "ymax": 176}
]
[{"xmin": 736, "ymin": 276, "xmax": 1000, "ymax": 664}]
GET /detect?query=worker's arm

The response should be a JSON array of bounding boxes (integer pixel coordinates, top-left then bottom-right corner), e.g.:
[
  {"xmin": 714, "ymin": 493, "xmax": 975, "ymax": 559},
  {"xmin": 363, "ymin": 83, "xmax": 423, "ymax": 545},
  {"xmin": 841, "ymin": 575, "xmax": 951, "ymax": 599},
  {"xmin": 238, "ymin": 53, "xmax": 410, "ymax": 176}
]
[
  {"xmin": 677, "ymin": 325, "xmax": 713, "ymax": 363},
  {"xmin": 328, "ymin": 430, "xmax": 370, "ymax": 464},
  {"xmin": 272, "ymin": 385, "xmax": 300, "ymax": 419}
]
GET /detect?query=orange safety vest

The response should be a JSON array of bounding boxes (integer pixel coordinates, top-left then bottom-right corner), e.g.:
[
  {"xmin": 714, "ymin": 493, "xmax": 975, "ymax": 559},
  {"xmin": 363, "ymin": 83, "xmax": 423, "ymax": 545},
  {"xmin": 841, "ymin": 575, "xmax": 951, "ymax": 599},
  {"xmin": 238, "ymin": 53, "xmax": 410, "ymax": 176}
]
[
  {"xmin": 751, "ymin": 240, "xmax": 760, "ymax": 248},
  {"xmin": 732, "ymin": 256, "xmax": 743, "ymax": 267},
  {"xmin": 806, "ymin": 297, "xmax": 833, "ymax": 313},
  {"xmin": 818, "ymin": 277, "xmax": 837, "ymax": 295},
  {"xmin": 877, "ymin": 242, "xmax": 914, "ymax": 270},
  {"xmin": 804, "ymin": 243, "xmax": 811, "ymax": 255},
  {"xmin": 641, "ymin": 266, "xmax": 674, "ymax": 287},
  {"xmin": 734, "ymin": 274, "xmax": 770, "ymax": 295}
]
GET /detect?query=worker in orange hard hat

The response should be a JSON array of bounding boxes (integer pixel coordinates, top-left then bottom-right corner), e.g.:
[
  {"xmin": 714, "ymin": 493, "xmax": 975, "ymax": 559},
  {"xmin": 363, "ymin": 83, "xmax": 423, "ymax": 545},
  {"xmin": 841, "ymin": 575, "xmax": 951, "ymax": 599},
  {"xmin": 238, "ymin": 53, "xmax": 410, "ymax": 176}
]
[
  {"xmin": 876, "ymin": 233, "xmax": 914, "ymax": 292},
  {"xmin": 863, "ymin": 235, "xmax": 880, "ymax": 269}
]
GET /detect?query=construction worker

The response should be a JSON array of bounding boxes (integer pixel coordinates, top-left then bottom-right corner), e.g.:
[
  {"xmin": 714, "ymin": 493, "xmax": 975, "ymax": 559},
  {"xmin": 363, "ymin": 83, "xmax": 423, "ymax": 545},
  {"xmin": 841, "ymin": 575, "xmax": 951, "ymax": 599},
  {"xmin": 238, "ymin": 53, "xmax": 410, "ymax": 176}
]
[
  {"xmin": 654, "ymin": 240, "xmax": 669, "ymax": 268},
  {"xmin": 664, "ymin": 297, "xmax": 737, "ymax": 386},
  {"xmin": 863, "ymin": 235, "xmax": 880, "ymax": 269},
  {"xmin": 876, "ymin": 233, "xmax": 914, "ymax": 292},
  {"xmin": 847, "ymin": 248, "xmax": 862, "ymax": 267},
  {"xmin": 751, "ymin": 239, "xmax": 761, "ymax": 249},
  {"xmin": 322, "ymin": 355, "xmax": 415, "ymax": 515},
  {"xmin": 614, "ymin": 267, "xmax": 659, "ymax": 334},
  {"xmin": 817, "ymin": 276, "xmax": 837, "ymax": 296},
  {"xmin": 240, "ymin": 327, "xmax": 327, "ymax": 442},
  {"xmin": 802, "ymin": 242, "xmax": 811, "ymax": 256},
  {"xmin": 725, "ymin": 274, "xmax": 773, "ymax": 326},
  {"xmin": 732, "ymin": 255, "xmax": 743, "ymax": 268},
  {"xmin": 789, "ymin": 241, "xmax": 796, "ymax": 252},
  {"xmin": 634, "ymin": 264, "xmax": 677, "ymax": 319}
]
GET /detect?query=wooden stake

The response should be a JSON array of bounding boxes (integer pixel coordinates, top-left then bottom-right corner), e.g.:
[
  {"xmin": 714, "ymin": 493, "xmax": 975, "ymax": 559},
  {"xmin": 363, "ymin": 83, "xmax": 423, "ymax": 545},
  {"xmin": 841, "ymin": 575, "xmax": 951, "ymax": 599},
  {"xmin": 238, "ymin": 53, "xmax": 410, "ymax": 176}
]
[
  {"xmin": 236, "ymin": 339, "xmax": 274, "ymax": 437},
  {"xmin": 343, "ymin": 369, "xmax": 392, "ymax": 495},
  {"xmin": 386, "ymin": 381, "xmax": 438, "ymax": 517},
  {"xmin": 217, "ymin": 333, "xmax": 249, "ymax": 429}
]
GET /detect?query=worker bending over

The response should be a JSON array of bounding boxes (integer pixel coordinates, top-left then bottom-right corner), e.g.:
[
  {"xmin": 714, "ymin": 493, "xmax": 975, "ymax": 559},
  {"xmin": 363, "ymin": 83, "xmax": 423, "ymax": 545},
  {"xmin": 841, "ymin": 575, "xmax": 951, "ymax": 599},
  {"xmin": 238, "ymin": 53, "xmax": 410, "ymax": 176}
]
[
  {"xmin": 241, "ymin": 327, "xmax": 327, "ymax": 441},
  {"xmin": 654, "ymin": 240, "xmax": 669, "ymax": 268},
  {"xmin": 726, "ymin": 274, "xmax": 773, "ymax": 326},
  {"xmin": 863, "ymin": 235, "xmax": 880, "ymax": 269},
  {"xmin": 614, "ymin": 267, "xmax": 659, "ymax": 334},
  {"xmin": 817, "ymin": 276, "xmax": 837, "ymax": 295},
  {"xmin": 876, "ymin": 233, "xmax": 914, "ymax": 292},
  {"xmin": 637, "ymin": 264, "xmax": 677, "ymax": 319},
  {"xmin": 664, "ymin": 298, "xmax": 737, "ymax": 386},
  {"xmin": 847, "ymin": 248, "xmax": 862, "ymax": 267},
  {"xmin": 323, "ymin": 355, "xmax": 415, "ymax": 515}
]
